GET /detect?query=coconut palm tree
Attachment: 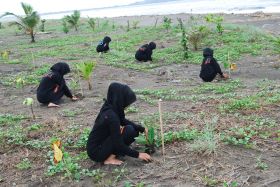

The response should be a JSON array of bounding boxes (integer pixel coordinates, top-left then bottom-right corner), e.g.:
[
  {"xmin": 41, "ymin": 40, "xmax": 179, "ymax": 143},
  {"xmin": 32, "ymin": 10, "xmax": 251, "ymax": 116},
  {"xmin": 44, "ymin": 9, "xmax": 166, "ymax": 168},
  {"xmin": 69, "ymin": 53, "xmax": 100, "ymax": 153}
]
[
  {"xmin": 0, "ymin": 2, "xmax": 40, "ymax": 42},
  {"xmin": 64, "ymin": 10, "xmax": 80, "ymax": 31}
]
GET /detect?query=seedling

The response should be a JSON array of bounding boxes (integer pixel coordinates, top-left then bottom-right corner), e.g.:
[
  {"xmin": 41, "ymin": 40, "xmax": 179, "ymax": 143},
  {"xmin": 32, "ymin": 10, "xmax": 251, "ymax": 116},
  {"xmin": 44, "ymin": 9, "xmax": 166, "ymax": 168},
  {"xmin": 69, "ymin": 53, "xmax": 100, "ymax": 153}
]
[
  {"xmin": 15, "ymin": 77, "xmax": 25, "ymax": 88},
  {"xmin": 145, "ymin": 127, "xmax": 156, "ymax": 154},
  {"xmin": 87, "ymin": 17, "xmax": 95, "ymax": 31},
  {"xmin": 76, "ymin": 61, "xmax": 96, "ymax": 90},
  {"xmin": 163, "ymin": 16, "xmax": 172, "ymax": 31},
  {"xmin": 16, "ymin": 158, "xmax": 31, "ymax": 170},
  {"xmin": 256, "ymin": 157, "xmax": 268, "ymax": 170},
  {"xmin": 205, "ymin": 14, "xmax": 224, "ymax": 35},
  {"xmin": 1, "ymin": 50, "xmax": 9, "ymax": 61},
  {"xmin": 177, "ymin": 18, "xmax": 188, "ymax": 59},
  {"xmin": 23, "ymin": 97, "xmax": 35, "ymax": 119}
]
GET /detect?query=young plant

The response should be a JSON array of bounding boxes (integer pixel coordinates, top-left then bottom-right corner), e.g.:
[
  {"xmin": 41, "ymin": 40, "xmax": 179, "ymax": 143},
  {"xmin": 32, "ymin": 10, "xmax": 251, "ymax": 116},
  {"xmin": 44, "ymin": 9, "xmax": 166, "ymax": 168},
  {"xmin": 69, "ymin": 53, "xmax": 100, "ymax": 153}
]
[
  {"xmin": 23, "ymin": 97, "xmax": 35, "ymax": 119},
  {"xmin": 132, "ymin": 20, "xmax": 139, "ymax": 29},
  {"xmin": 1, "ymin": 50, "xmax": 9, "ymax": 61},
  {"xmin": 188, "ymin": 25, "xmax": 208, "ymax": 51},
  {"xmin": 63, "ymin": 10, "xmax": 80, "ymax": 31},
  {"xmin": 205, "ymin": 14, "xmax": 224, "ymax": 35},
  {"xmin": 16, "ymin": 158, "xmax": 31, "ymax": 170},
  {"xmin": 15, "ymin": 77, "xmax": 25, "ymax": 88},
  {"xmin": 76, "ymin": 62, "xmax": 96, "ymax": 90},
  {"xmin": 177, "ymin": 18, "xmax": 188, "ymax": 59},
  {"xmin": 256, "ymin": 157, "xmax": 268, "ymax": 170},
  {"xmin": 87, "ymin": 17, "xmax": 95, "ymax": 31},
  {"xmin": 126, "ymin": 20, "xmax": 130, "ymax": 32},
  {"xmin": 62, "ymin": 20, "xmax": 69, "ymax": 34},
  {"xmin": 163, "ymin": 16, "xmax": 172, "ymax": 31},
  {"xmin": 39, "ymin": 19, "xmax": 46, "ymax": 32},
  {"xmin": 0, "ymin": 2, "xmax": 40, "ymax": 42}
]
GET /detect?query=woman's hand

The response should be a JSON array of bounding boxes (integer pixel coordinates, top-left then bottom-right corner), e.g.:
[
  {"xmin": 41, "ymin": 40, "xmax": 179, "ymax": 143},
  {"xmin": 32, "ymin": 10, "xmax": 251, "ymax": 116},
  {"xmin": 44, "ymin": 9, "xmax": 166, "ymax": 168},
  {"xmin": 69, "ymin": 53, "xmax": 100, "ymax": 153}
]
[{"xmin": 138, "ymin": 153, "xmax": 152, "ymax": 162}]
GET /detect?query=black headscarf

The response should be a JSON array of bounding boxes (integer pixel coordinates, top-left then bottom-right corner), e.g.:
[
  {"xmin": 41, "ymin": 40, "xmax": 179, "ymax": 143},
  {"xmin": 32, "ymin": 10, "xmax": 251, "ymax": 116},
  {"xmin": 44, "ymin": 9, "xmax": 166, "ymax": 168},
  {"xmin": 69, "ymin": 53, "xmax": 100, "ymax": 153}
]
[
  {"xmin": 50, "ymin": 62, "xmax": 70, "ymax": 76},
  {"xmin": 103, "ymin": 36, "xmax": 111, "ymax": 44},
  {"xmin": 148, "ymin": 42, "xmax": 156, "ymax": 50},
  {"xmin": 203, "ymin": 48, "xmax": 214, "ymax": 58},
  {"xmin": 104, "ymin": 82, "xmax": 136, "ymax": 122}
]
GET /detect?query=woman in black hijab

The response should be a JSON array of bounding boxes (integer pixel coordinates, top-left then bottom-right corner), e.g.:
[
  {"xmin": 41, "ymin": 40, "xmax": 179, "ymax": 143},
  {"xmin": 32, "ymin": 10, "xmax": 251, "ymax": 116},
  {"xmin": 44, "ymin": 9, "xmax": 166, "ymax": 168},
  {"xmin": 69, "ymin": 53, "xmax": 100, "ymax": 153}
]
[
  {"xmin": 37, "ymin": 62, "xmax": 77, "ymax": 107},
  {"xmin": 135, "ymin": 42, "xmax": 156, "ymax": 62},
  {"xmin": 199, "ymin": 48, "xmax": 228, "ymax": 82},
  {"xmin": 87, "ymin": 82, "xmax": 151, "ymax": 165},
  {"xmin": 96, "ymin": 36, "xmax": 111, "ymax": 53}
]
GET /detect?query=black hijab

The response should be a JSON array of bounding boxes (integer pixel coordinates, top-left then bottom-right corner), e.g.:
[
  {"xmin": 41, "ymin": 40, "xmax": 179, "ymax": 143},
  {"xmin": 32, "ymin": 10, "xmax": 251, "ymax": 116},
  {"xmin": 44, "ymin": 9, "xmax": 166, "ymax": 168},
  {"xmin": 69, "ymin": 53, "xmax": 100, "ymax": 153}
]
[
  {"xmin": 50, "ymin": 62, "xmax": 70, "ymax": 76},
  {"xmin": 103, "ymin": 82, "xmax": 136, "ymax": 122}
]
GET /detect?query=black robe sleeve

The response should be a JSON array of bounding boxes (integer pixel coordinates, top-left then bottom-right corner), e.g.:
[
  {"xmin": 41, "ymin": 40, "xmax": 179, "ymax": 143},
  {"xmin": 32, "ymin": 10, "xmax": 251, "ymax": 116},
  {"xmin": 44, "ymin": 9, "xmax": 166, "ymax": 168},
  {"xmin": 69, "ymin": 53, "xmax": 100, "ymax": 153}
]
[{"xmin": 123, "ymin": 119, "xmax": 145, "ymax": 133}]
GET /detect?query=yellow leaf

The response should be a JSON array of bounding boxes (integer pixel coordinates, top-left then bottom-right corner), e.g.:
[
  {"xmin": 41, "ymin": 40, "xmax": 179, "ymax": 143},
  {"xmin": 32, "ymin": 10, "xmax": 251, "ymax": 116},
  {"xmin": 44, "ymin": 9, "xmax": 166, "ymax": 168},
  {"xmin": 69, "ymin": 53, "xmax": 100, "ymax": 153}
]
[
  {"xmin": 52, "ymin": 141, "xmax": 63, "ymax": 164},
  {"xmin": 230, "ymin": 63, "xmax": 237, "ymax": 70}
]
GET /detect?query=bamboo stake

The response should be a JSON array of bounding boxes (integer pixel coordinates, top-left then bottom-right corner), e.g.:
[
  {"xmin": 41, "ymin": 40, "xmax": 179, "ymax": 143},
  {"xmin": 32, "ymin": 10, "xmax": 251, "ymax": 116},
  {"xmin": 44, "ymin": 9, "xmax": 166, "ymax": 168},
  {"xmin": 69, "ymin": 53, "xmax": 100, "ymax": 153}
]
[
  {"xmin": 228, "ymin": 51, "xmax": 231, "ymax": 78},
  {"xmin": 158, "ymin": 99, "xmax": 165, "ymax": 162},
  {"xmin": 78, "ymin": 71, "xmax": 84, "ymax": 97}
]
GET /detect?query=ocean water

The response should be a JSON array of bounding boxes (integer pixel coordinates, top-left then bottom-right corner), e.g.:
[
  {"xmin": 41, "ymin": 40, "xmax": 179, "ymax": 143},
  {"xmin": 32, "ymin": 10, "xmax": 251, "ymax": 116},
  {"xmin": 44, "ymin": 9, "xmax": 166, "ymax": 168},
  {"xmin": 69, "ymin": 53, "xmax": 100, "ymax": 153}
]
[{"xmin": 1, "ymin": 0, "xmax": 280, "ymax": 20}]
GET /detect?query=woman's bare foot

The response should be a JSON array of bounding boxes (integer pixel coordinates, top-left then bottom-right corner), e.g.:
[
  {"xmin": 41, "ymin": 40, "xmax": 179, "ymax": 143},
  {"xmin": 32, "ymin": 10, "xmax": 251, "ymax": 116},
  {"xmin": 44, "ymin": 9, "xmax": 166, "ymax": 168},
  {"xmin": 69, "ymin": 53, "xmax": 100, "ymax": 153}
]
[
  {"xmin": 104, "ymin": 154, "xmax": 123, "ymax": 165},
  {"xmin": 48, "ymin": 103, "xmax": 60, "ymax": 108}
]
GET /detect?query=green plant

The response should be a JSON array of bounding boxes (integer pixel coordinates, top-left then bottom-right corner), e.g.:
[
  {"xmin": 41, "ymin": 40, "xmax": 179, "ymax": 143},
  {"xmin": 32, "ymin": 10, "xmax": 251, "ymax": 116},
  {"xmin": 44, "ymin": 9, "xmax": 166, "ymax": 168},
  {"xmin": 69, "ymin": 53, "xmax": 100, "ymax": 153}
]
[
  {"xmin": 64, "ymin": 10, "xmax": 80, "ymax": 31},
  {"xmin": 28, "ymin": 123, "xmax": 42, "ymax": 131},
  {"xmin": 16, "ymin": 158, "xmax": 31, "ymax": 170},
  {"xmin": 0, "ymin": 2, "xmax": 40, "ymax": 42},
  {"xmin": 191, "ymin": 117, "xmax": 218, "ymax": 154},
  {"xmin": 75, "ymin": 128, "xmax": 91, "ymax": 148},
  {"xmin": 205, "ymin": 14, "xmax": 224, "ymax": 35},
  {"xmin": 163, "ymin": 16, "xmax": 172, "ymax": 31},
  {"xmin": 125, "ymin": 106, "xmax": 139, "ymax": 113},
  {"xmin": 177, "ymin": 18, "xmax": 188, "ymax": 59},
  {"xmin": 23, "ymin": 97, "xmax": 35, "ymax": 119},
  {"xmin": 127, "ymin": 20, "xmax": 130, "ymax": 32},
  {"xmin": 87, "ymin": 17, "xmax": 95, "ymax": 31},
  {"xmin": 39, "ymin": 19, "xmax": 46, "ymax": 32},
  {"xmin": 0, "ymin": 22, "xmax": 2, "ymax": 29},
  {"xmin": 76, "ymin": 61, "xmax": 96, "ymax": 90},
  {"xmin": 0, "ymin": 114, "xmax": 26, "ymax": 126},
  {"xmin": 188, "ymin": 25, "xmax": 208, "ymax": 51},
  {"xmin": 1, "ymin": 50, "xmax": 9, "ymax": 61},
  {"xmin": 256, "ymin": 157, "xmax": 268, "ymax": 170},
  {"xmin": 223, "ymin": 181, "xmax": 238, "ymax": 187},
  {"xmin": 15, "ymin": 77, "xmax": 25, "ymax": 88},
  {"xmin": 222, "ymin": 126, "xmax": 257, "ymax": 148},
  {"xmin": 62, "ymin": 20, "xmax": 69, "ymax": 34},
  {"xmin": 202, "ymin": 176, "xmax": 218, "ymax": 186},
  {"xmin": 132, "ymin": 20, "xmax": 140, "ymax": 29}
]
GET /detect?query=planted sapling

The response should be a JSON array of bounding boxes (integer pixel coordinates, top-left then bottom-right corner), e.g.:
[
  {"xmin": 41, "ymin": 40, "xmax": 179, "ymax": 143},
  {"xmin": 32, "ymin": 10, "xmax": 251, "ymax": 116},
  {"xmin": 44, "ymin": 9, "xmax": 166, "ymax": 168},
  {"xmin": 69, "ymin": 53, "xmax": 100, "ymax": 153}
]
[
  {"xmin": 145, "ymin": 127, "xmax": 156, "ymax": 154},
  {"xmin": 23, "ymin": 97, "xmax": 35, "ymax": 119},
  {"xmin": 76, "ymin": 61, "xmax": 96, "ymax": 90}
]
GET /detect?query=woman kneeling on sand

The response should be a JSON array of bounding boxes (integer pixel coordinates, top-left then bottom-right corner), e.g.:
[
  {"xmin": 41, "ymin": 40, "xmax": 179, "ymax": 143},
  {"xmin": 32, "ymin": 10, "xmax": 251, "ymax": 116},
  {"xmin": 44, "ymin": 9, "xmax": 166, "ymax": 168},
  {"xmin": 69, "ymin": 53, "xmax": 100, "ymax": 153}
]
[
  {"xmin": 86, "ymin": 82, "xmax": 151, "ymax": 165},
  {"xmin": 37, "ymin": 62, "xmax": 77, "ymax": 107}
]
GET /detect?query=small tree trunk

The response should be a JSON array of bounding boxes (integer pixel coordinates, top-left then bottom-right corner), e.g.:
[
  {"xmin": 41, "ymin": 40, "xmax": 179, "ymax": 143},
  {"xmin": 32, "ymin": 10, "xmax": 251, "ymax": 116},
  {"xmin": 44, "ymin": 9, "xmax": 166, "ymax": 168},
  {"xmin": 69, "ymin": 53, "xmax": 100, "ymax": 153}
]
[
  {"xmin": 88, "ymin": 80, "xmax": 92, "ymax": 90},
  {"xmin": 30, "ymin": 30, "xmax": 35, "ymax": 43},
  {"xmin": 154, "ymin": 18, "xmax": 158, "ymax": 28},
  {"xmin": 75, "ymin": 25, "xmax": 78, "ymax": 31},
  {"xmin": 30, "ymin": 105, "xmax": 35, "ymax": 119}
]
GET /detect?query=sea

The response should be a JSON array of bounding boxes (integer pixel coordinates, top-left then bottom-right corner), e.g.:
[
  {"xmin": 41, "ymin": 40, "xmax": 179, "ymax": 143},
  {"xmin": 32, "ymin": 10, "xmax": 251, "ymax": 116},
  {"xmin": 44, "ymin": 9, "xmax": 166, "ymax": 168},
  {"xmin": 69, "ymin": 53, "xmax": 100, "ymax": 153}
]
[{"xmin": 1, "ymin": 0, "xmax": 280, "ymax": 20}]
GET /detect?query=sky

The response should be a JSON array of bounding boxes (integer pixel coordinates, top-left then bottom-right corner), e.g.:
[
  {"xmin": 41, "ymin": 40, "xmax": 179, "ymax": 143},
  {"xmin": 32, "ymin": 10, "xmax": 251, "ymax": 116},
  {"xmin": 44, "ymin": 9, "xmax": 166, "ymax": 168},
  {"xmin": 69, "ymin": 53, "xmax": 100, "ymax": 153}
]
[{"xmin": 0, "ymin": 0, "xmax": 144, "ymax": 14}]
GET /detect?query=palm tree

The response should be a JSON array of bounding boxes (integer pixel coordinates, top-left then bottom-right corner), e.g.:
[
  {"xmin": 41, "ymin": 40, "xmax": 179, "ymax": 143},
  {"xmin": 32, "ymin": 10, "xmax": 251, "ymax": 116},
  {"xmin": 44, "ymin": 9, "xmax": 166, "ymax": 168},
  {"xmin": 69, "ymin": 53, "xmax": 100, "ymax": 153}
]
[
  {"xmin": 64, "ymin": 10, "xmax": 80, "ymax": 31},
  {"xmin": 0, "ymin": 2, "xmax": 40, "ymax": 42}
]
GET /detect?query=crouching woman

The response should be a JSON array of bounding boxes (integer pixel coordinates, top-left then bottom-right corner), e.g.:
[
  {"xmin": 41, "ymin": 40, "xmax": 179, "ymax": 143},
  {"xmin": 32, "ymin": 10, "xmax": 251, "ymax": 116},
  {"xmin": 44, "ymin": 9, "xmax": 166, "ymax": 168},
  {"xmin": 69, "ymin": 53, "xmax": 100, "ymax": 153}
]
[{"xmin": 87, "ymin": 82, "xmax": 151, "ymax": 165}]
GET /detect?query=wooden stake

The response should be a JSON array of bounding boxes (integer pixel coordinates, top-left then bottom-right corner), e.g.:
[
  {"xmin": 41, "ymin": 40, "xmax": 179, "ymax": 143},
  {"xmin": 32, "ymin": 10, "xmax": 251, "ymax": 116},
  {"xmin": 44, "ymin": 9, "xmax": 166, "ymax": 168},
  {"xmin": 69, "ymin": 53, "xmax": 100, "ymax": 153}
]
[
  {"xmin": 228, "ymin": 51, "xmax": 231, "ymax": 78},
  {"xmin": 158, "ymin": 99, "xmax": 165, "ymax": 162}
]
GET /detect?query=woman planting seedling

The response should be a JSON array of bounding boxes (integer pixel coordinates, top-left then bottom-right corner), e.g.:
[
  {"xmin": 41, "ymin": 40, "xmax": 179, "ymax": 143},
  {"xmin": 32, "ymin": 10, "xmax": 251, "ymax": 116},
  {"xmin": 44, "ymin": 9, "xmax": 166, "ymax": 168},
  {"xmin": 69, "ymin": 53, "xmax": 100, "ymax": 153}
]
[
  {"xmin": 199, "ymin": 48, "xmax": 228, "ymax": 82},
  {"xmin": 86, "ymin": 82, "xmax": 152, "ymax": 165},
  {"xmin": 37, "ymin": 62, "xmax": 77, "ymax": 107}
]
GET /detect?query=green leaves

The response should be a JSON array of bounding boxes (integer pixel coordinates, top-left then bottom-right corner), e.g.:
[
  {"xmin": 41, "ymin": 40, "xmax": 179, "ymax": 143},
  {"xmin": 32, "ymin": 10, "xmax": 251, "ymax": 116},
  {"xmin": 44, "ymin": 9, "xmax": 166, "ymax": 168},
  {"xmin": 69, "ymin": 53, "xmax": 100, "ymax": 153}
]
[
  {"xmin": 23, "ymin": 98, "xmax": 33, "ymax": 106},
  {"xmin": 76, "ymin": 62, "xmax": 96, "ymax": 80},
  {"xmin": 76, "ymin": 61, "xmax": 96, "ymax": 90},
  {"xmin": 64, "ymin": 10, "xmax": 80, "ymax": 31}
]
